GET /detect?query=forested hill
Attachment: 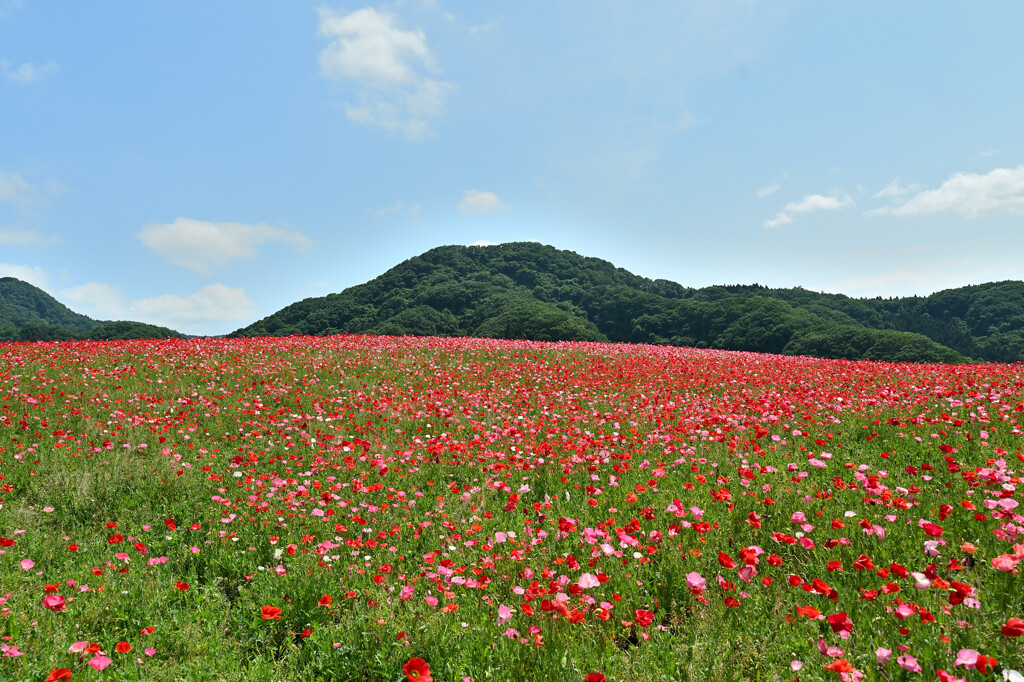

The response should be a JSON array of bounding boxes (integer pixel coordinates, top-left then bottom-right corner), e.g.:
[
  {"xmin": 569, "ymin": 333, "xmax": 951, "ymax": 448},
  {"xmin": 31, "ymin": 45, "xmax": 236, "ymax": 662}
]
[
  {"xmin": 0, "ymin": 277, "xmax": 184, "ymax": 341},
  {"xmin": 230, "ymin": 242, "xmax": 1024, "ymax": 363}
]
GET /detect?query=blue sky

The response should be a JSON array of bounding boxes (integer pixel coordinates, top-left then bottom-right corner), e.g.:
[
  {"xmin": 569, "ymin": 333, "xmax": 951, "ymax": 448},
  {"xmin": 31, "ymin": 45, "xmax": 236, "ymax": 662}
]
[{"xmin": 2, "ymin": 1, "xmax": 1023, "ymax": 335}]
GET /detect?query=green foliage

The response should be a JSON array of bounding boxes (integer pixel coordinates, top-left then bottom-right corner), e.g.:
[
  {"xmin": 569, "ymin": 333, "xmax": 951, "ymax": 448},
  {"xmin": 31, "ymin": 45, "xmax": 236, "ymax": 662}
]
[
  {"xmin": 6, "ymin": 244, "xmax": 1023, "ymax": 362},
  {"xmin": 0, "ymin": 277, "xmax": 99, "ymax": 334},
  {"xmin": 88, "ymin": 321, "xmax": 186, "ymax": 341},
  {"xmin": 230, "ymin": 243, "xmax": 1002, "ymax": 362},
  {"xmin": 0, "ymin": 277, "xmax": 186, "ymax": 341}
]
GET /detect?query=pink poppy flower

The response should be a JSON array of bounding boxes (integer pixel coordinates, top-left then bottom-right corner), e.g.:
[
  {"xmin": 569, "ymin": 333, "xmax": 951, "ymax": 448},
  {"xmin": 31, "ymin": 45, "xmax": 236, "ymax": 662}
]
[
  {"xmin": 897, "ymin": 655, "xmax": 922, "ymax": 673},
  {"xmin": 685, "ymin": 572, "xmax": 706, "ymax": 591}
]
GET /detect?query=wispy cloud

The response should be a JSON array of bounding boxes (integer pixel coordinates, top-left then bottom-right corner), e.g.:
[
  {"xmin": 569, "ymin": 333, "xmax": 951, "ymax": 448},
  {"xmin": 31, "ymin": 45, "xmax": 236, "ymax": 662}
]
[
  {"xmin": 0, "ymin": 227, "xmax": 60, "ymax": 247},
  {"xmin": 131, "ymin": 283, "xmax": 258, "ymax": 333},
  {"xmin": 869, "ymin": 166, "xmax": 1024, "ymax": 219},
  {"xmin": 0, "ymin": 169, "xmax": 38, "ymax": 212},
  {"xmin": 371, "ymin": 200, "xmax": 421, "ymax": 216},
  {"xmin": 1, "ymin": 59, "xmax": 58, "ymax": 84},
  {"xmin": 761, "ymin": 212, "xmax": 792, "ymax": 229},
  {"xmin": 468, "ymin": 20, "xmax": 497, "ymax": 36},
  {"xmin": 756, "ymin": 171, "xmax": 788, "ymax": 198},
  {"xmin": 762, "ymin": 192, "xmax": 854, "ymax": 229},
  {"xmin": 0, "ymin": 0, "xmax": 25, "ymax": 19},
  {"xmin": 458, "ymin": 189, "xmax": 508, "ymax": 215},
  {"xmin": 0, "ymin": 262, "xmax": 48, "ymax": 289},
  {"xmin": 783, "ymin": 194, "xmax": 854, "ymax": 213},
  {"xmin": 59, "ymin": 282, "xmax": 129, "ymax": 320},
  {"xmin": 874, "ymin": 178, "xmax": 923, "ymax": 199},
  {"xmin": 59, "ymin": 282, "xmax": 259, "ymax": 334},
  {"xmin": 317, "ymin": 7, "xmax": 456, "ymax": 140},
  {"xmin": 136, "ymin": 218, "xmax": 311, "ymax": 274}
]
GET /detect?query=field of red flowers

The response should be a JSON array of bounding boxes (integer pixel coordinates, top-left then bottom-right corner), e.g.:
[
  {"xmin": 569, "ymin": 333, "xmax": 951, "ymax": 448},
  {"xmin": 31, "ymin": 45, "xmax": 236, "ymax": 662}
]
[{"xmin": 0, "ymin": 335, "xmax": 1022, "ymax": 681}]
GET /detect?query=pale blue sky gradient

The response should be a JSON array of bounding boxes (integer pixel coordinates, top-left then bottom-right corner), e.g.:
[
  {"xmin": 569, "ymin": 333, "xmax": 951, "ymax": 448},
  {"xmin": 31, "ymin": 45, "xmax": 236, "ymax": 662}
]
[{"xmin": 2, "ymin": 1, "xmax": 1023, "ymax": 334}]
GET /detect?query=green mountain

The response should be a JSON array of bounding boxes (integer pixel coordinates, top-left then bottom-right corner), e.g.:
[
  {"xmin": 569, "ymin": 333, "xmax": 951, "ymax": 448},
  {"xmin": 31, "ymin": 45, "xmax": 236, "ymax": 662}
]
[
  {"xmin": 0, "ymin": 277, "xmax": 184, "ymax": 342},
  {"xmin": 230, "ymin": 242, "xmax": 1024, "ymax": 363}
]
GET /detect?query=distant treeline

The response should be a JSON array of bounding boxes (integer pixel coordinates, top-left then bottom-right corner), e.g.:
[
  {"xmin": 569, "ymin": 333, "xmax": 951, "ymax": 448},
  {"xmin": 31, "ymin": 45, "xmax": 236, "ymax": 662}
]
[
  {"xmin": 0, "ymin": 320, "xmax": 185, "ymax": 342},
  {"xmin": 0, "ymin": 277, "xmax": 184, "ymax": 342},
  {"xmin": 230, "ymin": 243, "xmax": 1024, "ymax": 363},
  {"xmin": 6, "ymin": 243, "xmax": 1024, "ymax": 362}
]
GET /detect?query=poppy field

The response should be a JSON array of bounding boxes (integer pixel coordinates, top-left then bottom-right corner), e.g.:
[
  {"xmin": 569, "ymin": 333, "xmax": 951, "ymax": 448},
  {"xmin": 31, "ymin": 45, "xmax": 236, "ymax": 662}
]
[{"xmin": 0, "ymin": 334, "xmax": 1022, "ymax": 681}]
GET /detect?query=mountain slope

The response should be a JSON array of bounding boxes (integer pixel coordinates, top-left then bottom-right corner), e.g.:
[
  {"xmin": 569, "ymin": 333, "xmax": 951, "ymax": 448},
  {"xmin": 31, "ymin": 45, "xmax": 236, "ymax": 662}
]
[
  {"xmin": 0, "ymin": 277, "xmax": 184, "ymax": 341},
  {"xmin": 0, "ymin": 277, "xmax": 99, "ymax": 333},
  {"xmin": 229, "ymin": 243, "xmax": 1007, "ymax": 363}
]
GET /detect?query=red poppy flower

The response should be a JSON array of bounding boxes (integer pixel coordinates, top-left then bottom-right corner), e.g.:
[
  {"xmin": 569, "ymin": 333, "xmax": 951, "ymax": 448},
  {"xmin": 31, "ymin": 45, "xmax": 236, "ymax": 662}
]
[
  {"xmin": 633, "ymin": 609, "xmax": 654, "ymax": 627},
  {"xmin": 46, "ymin": 669, "xmax": 72, "ymax": 682},
  {"xmin": 403, "ymin": 657, "xmax": 432, "ymax": 682},
  {"xmin": 796, "ymin": 605, "xmax": 820, "ymax": 618},
  {"xmin": 115, "ymin": 641, "xmax": 131, "ymax": 653},
  {"xmin": 318, "ymin": 594, "xmax": 332, "ymax": 607},
  {"xmin": 175, "ymin": 581, "xmax": 189, "ymax": 591},
  {"xmin": 585, "ymin": 674, "xmax": 607, "ymax": 682},
  {"xmin": 1003, "ymin": 617, "xmax": 1024, "ymax": 637},
  {"xmin": 260, "ymin": 605, "xmax": 282, "ymax": 620},
  {"xmin": 823, "ymin": 659, "xmax": 853, "ymax": 673}
]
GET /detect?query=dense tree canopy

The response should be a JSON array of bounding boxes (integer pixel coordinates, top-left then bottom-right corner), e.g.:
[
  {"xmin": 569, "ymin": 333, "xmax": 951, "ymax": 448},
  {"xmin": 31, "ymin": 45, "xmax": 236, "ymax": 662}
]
[
  {"xmin": 5, "ymin": 244, "xmax": 1022, "ymax": 362},
  {"xmin": 230, "ymin": 243, "xmax": 1022, "ymax": 363},
  {"xmin": 0, "ymin": 277, "xmax": 184, "ymax": 342}
]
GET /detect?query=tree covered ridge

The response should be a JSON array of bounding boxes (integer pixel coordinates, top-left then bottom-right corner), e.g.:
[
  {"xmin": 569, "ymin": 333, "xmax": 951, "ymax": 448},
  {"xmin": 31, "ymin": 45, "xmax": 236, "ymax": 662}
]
[
  {"xmin": 229, "ymin": 242, "xmax": 1024, "ymax": 363},
  {"xmin": 0, "ymin": 277, "xmax": 184, "ymax": 342}
]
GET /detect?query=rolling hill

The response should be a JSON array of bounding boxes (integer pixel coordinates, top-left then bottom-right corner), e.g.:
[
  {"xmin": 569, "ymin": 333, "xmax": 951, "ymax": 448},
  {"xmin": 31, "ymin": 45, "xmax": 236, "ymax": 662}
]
[
  {"xmin": 0, "ymin": 277, "xmax": 184, "ymax": 342},
  {"xmin": 229, "ymin": 242, "xmax": 1024, "ymax": 363}
]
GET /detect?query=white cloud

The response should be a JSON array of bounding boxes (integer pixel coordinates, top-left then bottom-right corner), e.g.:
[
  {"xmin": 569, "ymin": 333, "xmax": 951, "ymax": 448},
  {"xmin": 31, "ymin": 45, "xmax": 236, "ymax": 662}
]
[
  {"xmin": 56, "ymin": 281, "xmax": 259, "ymax": 334},
  {"xmin": 318, "ymin": 7, "xmax": 456, "ymax": 140},
  {"xmin": 468, "ymin": 21, "xmax": 497, "ymax": 36},
  {"xmin": 761, "ymin": 212, "xmax": 792, "ymax": 230},
  {"xmin": 756, "ymin": 171, "xmax": 788, "ymax": 198},
  {"xmin": 371, "ymin": 199, "xmax": 421, "ymax": 216},
  {"xmin": 970, "ymin": 149, "xmax": 999, "ymax": 161},
  {"xmin": 458, "ymin": 189, "xmax": 508, "ymax": 215},
  {"xmin": 874, "ymin": 178, "xmax": 923, "ymax": 199},
  {"xmin": 0, "ymin": 227, "xmax": 60, "ymax": 247},
  {"xmin": 0, "ymin": 263, "xmax": 48, "ymax": 289},
  {"xmin": 59, "ymin": 283, "xmax": 129, "ymax": 320},
  {"xmin": 870, "ymin": 166, "xmax": 1024, "ymax": 220},
  {"xmin": 783, "ymin": 193, "xmax": 854, "ymax": 213},
  {"xmin": 762, "ymin": 192, "xmax": 853, "ymax": 229},
  {"xmin": 0, "ymin": 170, "xmax": 38, "ymax": 212},
  {"xmin": 1, "ymin": 59, "xmax": 58, "ymax": 84},
  {"xmin": 136, "ymin": 218, "xmax": 312, "ymax": 274},
  {"xmin": 131, "ymin": 284, "xmax": 258, "ymax": 334},
  {"xmin": 468, "ymin": 240, "xmax": 497, "ymax": 247}
]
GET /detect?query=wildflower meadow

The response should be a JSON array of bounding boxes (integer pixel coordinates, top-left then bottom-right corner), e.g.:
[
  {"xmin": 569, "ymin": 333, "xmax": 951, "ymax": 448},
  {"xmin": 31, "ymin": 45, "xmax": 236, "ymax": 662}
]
[{"xmin": 0, "ymin": 335, "xmax": 1021, "ymax": 681}]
